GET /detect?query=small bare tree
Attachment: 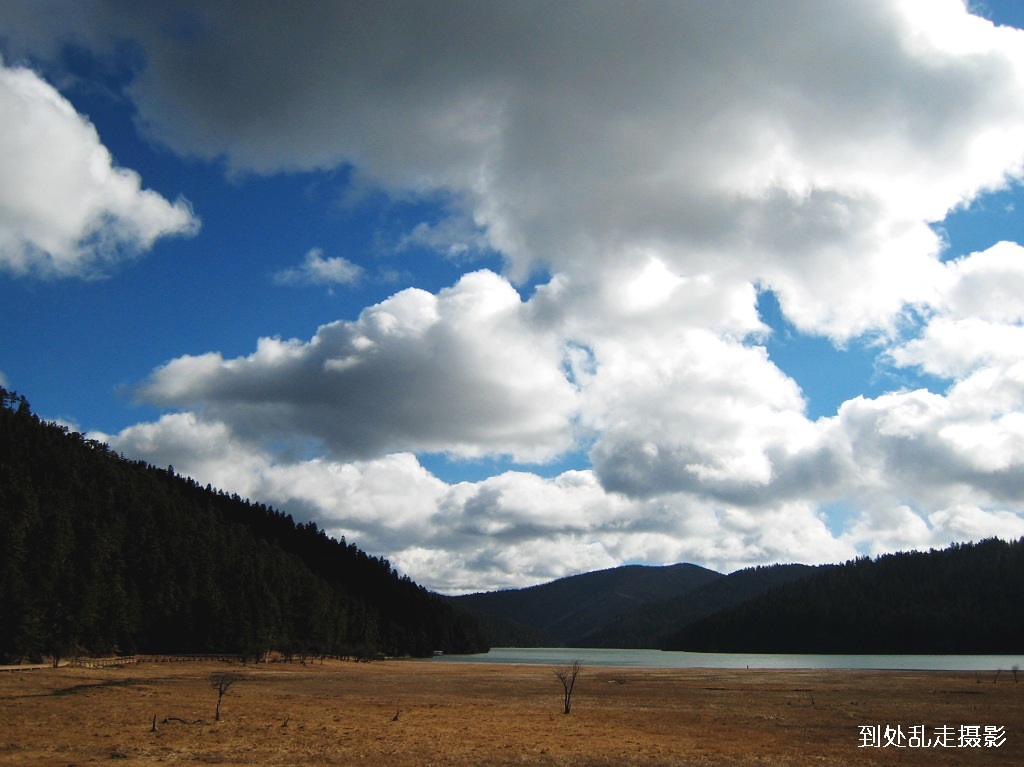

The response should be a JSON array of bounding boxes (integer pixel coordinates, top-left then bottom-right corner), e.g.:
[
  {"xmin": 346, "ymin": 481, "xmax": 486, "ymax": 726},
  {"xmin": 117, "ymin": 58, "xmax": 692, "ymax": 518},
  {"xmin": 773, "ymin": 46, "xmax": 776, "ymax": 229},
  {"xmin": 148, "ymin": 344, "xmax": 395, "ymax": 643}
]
[
  {"xmin": 210, "ymin": 672, "xmax": 239, "ymax": 722},
  {"xmin": 554, "ymin": 660, "xmax": 583, "ymax": 714}
]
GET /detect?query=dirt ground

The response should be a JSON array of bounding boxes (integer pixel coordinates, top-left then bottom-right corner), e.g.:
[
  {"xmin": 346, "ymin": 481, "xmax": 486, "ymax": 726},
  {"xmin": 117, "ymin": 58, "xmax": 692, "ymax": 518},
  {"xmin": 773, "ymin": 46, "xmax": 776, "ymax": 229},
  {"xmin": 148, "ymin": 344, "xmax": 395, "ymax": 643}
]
[{"xmin": 1, "ymin": 658, "xmax": 1020, "ymax": 766}]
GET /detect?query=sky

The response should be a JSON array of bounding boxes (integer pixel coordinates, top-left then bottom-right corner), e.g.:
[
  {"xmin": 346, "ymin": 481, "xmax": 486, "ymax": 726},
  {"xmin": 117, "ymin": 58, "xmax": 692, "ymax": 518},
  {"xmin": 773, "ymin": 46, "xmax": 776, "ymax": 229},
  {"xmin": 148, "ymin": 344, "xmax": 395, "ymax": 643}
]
[{"xmin": 3, "ymin": 1, "xmax": 1024, "ymax": 594}]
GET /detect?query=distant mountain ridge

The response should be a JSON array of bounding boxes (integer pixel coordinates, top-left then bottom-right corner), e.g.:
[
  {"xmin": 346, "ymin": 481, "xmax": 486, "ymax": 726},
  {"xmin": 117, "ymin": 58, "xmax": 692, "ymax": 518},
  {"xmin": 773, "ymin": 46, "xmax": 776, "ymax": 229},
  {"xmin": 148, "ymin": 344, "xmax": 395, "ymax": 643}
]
[
  {"xmin": 568, "ymin": 563, "xmax": 818, "ymax": 649},
  {"xmin": 449, "ymin": 563, "xmax": 724, "ymax": 646},
  {"xmin": 453, "ymin": 538, "xmax": 1024, "ymax": 654}
]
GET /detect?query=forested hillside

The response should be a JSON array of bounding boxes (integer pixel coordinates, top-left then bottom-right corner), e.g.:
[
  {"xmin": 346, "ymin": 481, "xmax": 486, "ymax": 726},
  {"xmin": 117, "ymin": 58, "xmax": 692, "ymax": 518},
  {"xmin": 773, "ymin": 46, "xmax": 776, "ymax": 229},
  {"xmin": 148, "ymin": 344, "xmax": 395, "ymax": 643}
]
[
  {"xmin": 450, "ymin": 562, "xmax": 722, "ymax": 646},
  {"xmin": 0, "ymin": 388, "xmax": 487, "ymax": 664},
  {"xmin": 568, "ymin": 564, "xmax": 816, "ymax": 649},
  {"xmin": 664, "ymin": 538, "xmax": 1024, "ymax": 654}
]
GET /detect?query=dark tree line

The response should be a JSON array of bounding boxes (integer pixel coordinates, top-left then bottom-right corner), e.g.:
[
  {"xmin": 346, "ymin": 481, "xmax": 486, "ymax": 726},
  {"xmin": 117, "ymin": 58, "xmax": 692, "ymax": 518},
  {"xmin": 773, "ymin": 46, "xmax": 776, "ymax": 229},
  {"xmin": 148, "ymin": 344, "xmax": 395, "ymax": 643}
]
[
  {"xmin": 664, "ymin": 537, "xmax": 1024, "ymax": 654},
  {"xmin": 0, "ymin": 387, "xmax": 487, "ymax": 664}
]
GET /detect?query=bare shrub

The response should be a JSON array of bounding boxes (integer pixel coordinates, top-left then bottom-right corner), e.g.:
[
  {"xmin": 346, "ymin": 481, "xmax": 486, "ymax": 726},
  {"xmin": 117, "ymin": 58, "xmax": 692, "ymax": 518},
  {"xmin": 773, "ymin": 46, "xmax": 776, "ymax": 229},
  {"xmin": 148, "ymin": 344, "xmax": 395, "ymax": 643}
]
[
  {"xmin": 554, "ymin": 660, "xmax": 583, "ymax": 714},
  {"xmin": 210, "ymin": 672, "xmax": 240, "ymax": 721}
]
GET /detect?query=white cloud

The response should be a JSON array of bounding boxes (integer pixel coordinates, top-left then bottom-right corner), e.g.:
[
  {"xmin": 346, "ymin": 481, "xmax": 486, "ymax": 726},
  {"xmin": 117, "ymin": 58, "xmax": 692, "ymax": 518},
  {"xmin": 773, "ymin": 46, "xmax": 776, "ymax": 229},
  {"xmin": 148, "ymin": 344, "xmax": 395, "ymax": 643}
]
[
  {"xmin": 138, "ymin": 269, "xmax": 577, "ymax": 462},
  {"xmin": 580, "ymin": 328, "xmax": 813, "ymax": 500},
  {"xmin": 0, "ymin": 58, "xmax": 198, "ymax": 278},
  {"xmin": 940, "ymin": 241, "xmax": 1024, "ymax": 322},
  {"xmin": 889, "ymin": 317, "xmax": 1024, "ymax": 380},
  {"xmin": 42, "ymin": 0, "xmax": 1015, "ymax": 338},
  {"xmin": 888, "ymin": 242, "xmax": 1024, "ymax": 378},
  {"xmin": 843, "ymin": 502, "xmax": 1024, "ymax": 556},
  {"xmin": 927, "ymin": 503, "xmax": 1024, "ymax": 542},
  {"xmin": 817, "ymin": 385, "xmax": 1024, "ymax": 525},
  {"xmin": 273, "ymin": 247, "xmax": 363, "ymax": 287},
  {"xmin": 397, "ymin": 212, "xmax": 493, "ymax": 262},
  {"xmin": 8, "ymin": 2, "xmax": 1024, "ymax": 329},
  {"xmin": 843, "ymin": 504, "xmax": 938, "ymax": 555}
]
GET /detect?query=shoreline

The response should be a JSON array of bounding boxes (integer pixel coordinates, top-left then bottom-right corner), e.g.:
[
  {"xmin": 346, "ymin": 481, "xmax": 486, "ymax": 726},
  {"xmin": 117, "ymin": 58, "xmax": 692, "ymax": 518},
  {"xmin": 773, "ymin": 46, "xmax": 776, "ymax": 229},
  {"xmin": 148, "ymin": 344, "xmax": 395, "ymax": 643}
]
[{"xmin": 427, "ymin": 646, "xmax": 1024, "ymax": 671}]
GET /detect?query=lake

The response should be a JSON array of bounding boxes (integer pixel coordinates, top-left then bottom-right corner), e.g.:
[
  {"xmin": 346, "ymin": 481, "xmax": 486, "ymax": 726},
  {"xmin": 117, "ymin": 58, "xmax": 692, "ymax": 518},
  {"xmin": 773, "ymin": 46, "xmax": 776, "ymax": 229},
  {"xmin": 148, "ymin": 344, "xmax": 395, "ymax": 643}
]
[{"xmin": 429, "ymin": 646, "xmax": 1024, "ymax": 671}]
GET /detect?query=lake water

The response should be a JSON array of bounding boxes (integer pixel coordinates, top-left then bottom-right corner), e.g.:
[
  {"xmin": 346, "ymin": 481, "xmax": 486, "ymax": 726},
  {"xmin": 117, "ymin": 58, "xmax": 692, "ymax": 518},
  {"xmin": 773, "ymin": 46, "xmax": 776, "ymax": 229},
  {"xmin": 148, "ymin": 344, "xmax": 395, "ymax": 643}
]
[{"xmin": 429, "ymin": 647, "xmax": 1024, "ymax": 671}]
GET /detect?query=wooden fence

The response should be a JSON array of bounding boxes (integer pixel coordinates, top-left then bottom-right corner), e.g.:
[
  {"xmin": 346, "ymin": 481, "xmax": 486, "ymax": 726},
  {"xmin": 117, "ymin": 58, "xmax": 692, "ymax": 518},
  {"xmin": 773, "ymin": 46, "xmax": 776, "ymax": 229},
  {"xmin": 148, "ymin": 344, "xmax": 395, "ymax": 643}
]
[
  {"xmin": 70, "ymin": 654, "xmax": 243, "ymax": 667},
  {"xmin": 2, "ymin": 652, "xmax": 372, "ymax": 671}
]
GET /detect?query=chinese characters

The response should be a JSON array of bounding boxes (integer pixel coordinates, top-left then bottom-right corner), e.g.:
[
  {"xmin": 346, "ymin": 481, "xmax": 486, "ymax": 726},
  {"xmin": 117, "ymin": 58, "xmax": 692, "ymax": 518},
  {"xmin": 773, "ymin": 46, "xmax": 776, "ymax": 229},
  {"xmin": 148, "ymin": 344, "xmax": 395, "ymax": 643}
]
[{"xmin": 858, "ymin": 725, "xmax": 1005, "ymax": 748}]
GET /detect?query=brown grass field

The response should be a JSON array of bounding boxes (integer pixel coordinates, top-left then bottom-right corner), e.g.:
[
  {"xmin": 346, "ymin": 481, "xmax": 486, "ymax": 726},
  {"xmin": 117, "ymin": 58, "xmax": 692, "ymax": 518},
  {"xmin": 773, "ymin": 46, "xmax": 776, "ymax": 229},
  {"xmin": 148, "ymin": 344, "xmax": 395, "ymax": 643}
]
[{"xmin": 1, "ymin": 658, "xmax": 1020, "ymax": 766}]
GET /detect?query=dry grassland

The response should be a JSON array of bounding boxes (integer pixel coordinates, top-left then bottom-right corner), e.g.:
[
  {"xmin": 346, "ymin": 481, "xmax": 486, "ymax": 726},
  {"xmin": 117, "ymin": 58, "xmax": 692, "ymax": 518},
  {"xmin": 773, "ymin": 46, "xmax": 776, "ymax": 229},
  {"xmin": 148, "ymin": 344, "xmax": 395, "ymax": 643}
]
[{"xmin": 1, "ymin": 658, "xmax": 1020, "ymax": 766}]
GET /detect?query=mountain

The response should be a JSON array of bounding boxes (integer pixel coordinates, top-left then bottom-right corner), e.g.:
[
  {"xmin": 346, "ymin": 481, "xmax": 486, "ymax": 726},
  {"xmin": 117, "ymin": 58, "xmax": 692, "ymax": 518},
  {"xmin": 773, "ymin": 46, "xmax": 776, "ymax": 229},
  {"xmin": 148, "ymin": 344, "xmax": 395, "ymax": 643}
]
[
  {"xmin": 568, "ymin": 563, "xmax": 817, "ymax": 649},
  {"xmin": 664, "ymin": 538, "xmax": 1024, "ymax": 654},
  {"xmin": 0, "ymin": 387, "xmax": 488, "ymax": 664},
  {"xmin": 449, "ymin": 539, "xmax": 1023, "ymax": 653},
  {"xmin": 449, "ymin": 562, "xmax": 723, "ymax": 646}
]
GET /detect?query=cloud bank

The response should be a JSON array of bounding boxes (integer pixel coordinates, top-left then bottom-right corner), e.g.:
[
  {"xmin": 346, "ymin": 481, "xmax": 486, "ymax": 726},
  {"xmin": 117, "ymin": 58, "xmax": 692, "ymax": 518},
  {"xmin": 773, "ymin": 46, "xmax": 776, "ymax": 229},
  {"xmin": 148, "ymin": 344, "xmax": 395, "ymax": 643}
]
[{"xmin": 44, "ymin": 0, "xmax": 1020, "ymax": 336}]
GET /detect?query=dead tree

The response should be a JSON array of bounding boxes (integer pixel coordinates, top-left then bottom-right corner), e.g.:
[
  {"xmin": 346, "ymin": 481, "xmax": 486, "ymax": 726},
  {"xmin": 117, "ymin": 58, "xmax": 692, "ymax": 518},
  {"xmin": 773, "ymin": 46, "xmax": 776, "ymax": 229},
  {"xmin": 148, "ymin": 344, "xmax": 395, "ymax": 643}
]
[
  {"xmin": 210, "ymin": 672, "xmax": 239, "ymax": 721},
  {"xmin": 554, "ymin": 660, "xmax": 583, "ymax": 714}
]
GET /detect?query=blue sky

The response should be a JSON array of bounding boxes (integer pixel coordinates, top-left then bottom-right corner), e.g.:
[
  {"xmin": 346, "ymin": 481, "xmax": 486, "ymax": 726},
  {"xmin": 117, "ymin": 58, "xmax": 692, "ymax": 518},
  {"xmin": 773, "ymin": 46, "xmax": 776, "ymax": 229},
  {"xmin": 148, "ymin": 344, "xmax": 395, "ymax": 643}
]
[{"xmin": 3, "ymin": 1, "xmax": 1024, "ymax": 593}]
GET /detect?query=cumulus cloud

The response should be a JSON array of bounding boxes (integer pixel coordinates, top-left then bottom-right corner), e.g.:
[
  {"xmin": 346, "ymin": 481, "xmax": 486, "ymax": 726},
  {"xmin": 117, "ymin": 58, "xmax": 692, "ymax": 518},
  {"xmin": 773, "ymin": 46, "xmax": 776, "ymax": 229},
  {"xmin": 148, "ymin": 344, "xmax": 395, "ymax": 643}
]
[
  {"xmin": 889, "ymin": 241, "xmax": 1024, "ymax": 378},
  {"xmin": 273, "ymin": 247, "xmax": 363, "ymax": 287},
  {"xmin": 844, "ymin": 502, "xmax": 1024, "ymax": 556},
  {"xmin": 583, "ymin": 330, "xmax": 810, "ymax": 499},
  {"xmin": 16, "ymin": 0, "xmax": 1017, "ymax": 335},
  {"xmin": 839, "ymin": 241, "xmax": 1024, "ymax": 528},
  {"xmin": 5, "ymin": 3, "xmax": 1023, "ymax": 324},
  {"xmin": 138, "ymin": 269, "xmax": 577, "ymax": 462},
  {"xmin": 813, "ymin": 386, "xmax": 1024, "ymax": 546},
  {"xmin": 0, "ymin": 58, "xmax": 198, "ymax": 278}
]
